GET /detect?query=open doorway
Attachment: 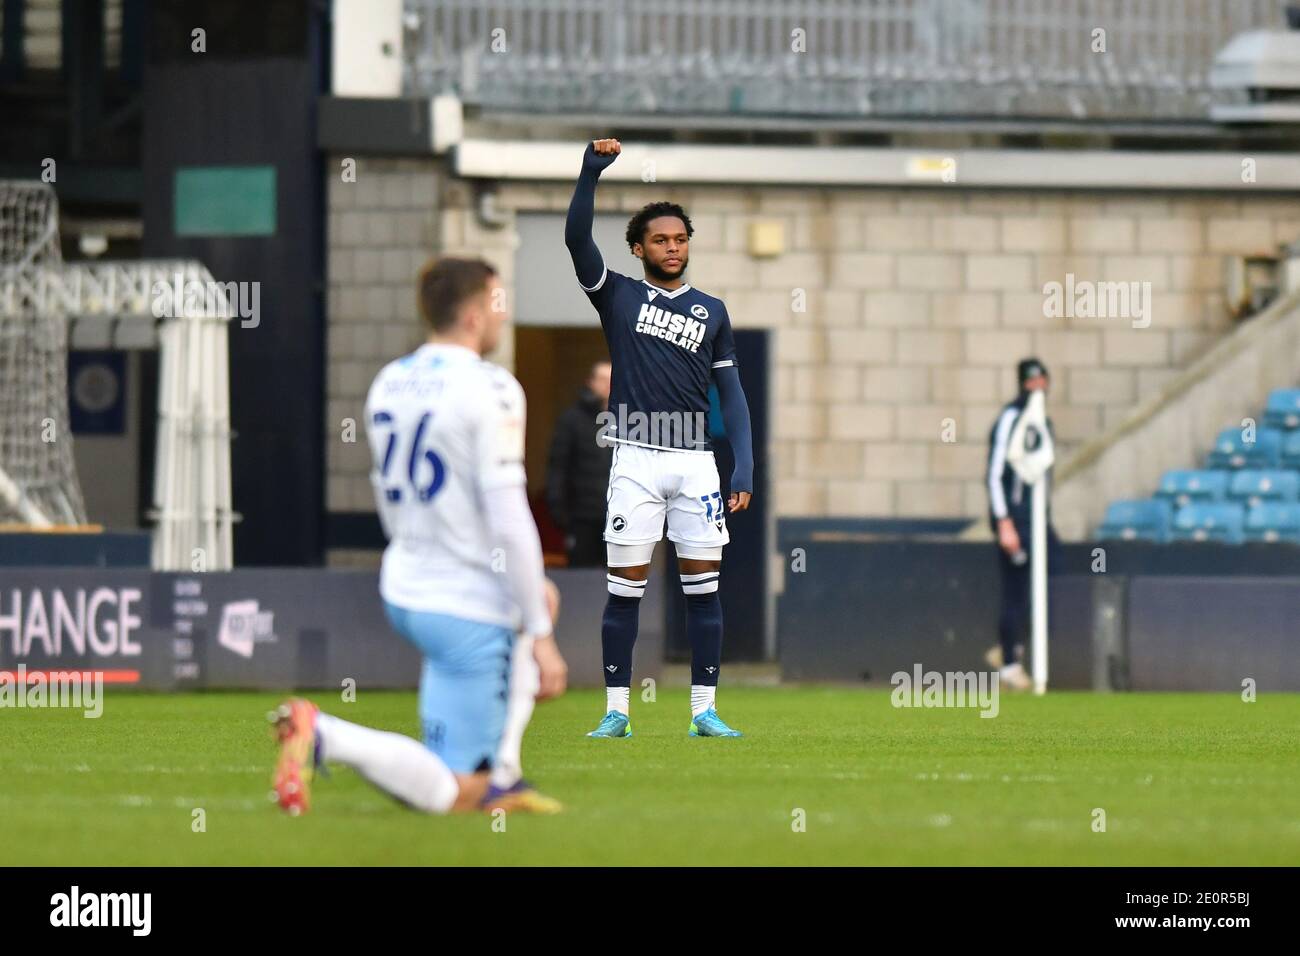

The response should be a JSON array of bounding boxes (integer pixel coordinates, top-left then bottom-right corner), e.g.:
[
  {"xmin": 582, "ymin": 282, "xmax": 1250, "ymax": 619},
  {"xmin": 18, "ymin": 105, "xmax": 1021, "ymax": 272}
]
[{"xmin": 514, "ymin": 325, "xmax": 610, "ymax": 563}]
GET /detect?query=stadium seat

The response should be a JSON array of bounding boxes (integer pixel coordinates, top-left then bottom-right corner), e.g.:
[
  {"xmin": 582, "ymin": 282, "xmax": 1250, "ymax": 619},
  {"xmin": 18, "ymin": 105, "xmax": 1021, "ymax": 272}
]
[
  {"xmin": 1168, "ymin": 502, "xmax": 1245, "ymax": 544},
  {"xmin": 1262, "ymin": 389, "xmax": 1300, "ymax": 430},
  {"xmin": 1227, "ymin": 469, "xmax": 1300, "ymax": 506},
  {"xmin": 1282, "ymin": 432, "xmax": 1300, "ymax": 471},
  {"xmin": 1154, "ymin": 469, "xmax": 1228, "ymax": 506},
  {"xmin": 1097, "ymin": 498, "xmax": 1174, "ymax": 542},
  {"xmin": 1205, "ymin": 426, "xmax": 1283, "ymax": 469},
  {"xmin": 1243, "ymin": 502, "xmax": 1300, "ymax": 544}
]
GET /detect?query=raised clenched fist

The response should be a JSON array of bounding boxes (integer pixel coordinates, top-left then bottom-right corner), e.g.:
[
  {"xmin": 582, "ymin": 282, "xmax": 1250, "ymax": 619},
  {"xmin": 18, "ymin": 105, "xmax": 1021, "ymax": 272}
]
[{"xmin": 583, "ymin": 138, "xmax": 621, "ymax": 172}]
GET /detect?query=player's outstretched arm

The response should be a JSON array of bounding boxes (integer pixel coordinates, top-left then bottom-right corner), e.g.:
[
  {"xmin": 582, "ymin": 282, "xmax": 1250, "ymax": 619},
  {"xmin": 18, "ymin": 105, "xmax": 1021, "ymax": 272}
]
[
  {"xmin": 715, "ymin": 365, "xmax": 755, "ymax": 513},
  {"xmin": 565, "ymin": 139, "xmax": 620, "ymax": 289}
]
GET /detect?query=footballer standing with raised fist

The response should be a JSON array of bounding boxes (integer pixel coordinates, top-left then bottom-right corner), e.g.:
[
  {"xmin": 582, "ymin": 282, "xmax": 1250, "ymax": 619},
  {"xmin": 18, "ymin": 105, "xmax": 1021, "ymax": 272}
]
[{"xmin": 566, "ymin": 138, "xmax": 755, "ymax": 739}]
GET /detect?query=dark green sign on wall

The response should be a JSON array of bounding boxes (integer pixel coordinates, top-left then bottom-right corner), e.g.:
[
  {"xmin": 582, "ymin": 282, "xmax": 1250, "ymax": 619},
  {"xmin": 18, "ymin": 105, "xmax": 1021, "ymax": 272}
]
[{"xmin": 174, "ymin": 165, "xmax": 277, "ymax": 237}]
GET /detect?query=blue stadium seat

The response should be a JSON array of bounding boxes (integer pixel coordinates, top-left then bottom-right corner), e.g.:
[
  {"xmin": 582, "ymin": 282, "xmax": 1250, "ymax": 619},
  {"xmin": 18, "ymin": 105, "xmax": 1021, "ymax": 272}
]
[
  {"xmin": 1263, "ymin": 389, "xmax": 1300, "ymax": 430},
  {"xmin": 1282, "ymin": 432, "xmax": 1300, "ymax": 470},
  {"xmin": 1205, "ymin": 426, "xmax": 1283, "ymax": 469},
  {"xmin": 1227, "ymin": 469, "xmax": 1300, "ymax": 505},
  {"xmin": 1097, "ymin": 498, "xmax": 1174, "ymax": 542},
  {"xmin": 1169, "ymin": 502, "xmax": 1245, "ymax": 544},
  {"xmin": 1244, "ymin": 502, "xmax": 1300, "ymax": 544},
  {"xmin": 1154, "ymin": 469, "xmax": 1228, "ymax": 506}
]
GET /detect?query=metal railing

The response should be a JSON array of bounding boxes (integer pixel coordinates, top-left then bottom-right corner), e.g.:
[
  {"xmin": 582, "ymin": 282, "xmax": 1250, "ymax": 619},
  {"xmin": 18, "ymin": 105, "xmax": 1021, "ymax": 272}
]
[{"xmin": 403, "ymin": 0, "xmax": 1284, "ymax": 120}]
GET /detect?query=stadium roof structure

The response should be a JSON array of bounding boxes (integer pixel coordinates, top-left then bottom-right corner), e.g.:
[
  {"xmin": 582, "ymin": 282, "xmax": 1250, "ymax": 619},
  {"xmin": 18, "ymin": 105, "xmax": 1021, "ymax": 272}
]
[
  {"xmin": 401, "ymin": 0, "xmax": 1283, "ymax": 125},
  {"xmin": 451, "ymin": 139, "xmax": 1300, "ymax": 191},
  {"xmin": 315, "ymin": 93, "xmax": 1300, "ymax": 192}
]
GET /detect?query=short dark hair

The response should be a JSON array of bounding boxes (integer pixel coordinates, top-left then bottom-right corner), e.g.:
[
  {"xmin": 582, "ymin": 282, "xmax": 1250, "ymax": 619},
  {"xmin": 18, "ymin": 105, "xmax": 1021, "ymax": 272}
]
[
  {"xmin": 417, "ymin": 256, "xmax": 497, "ymax": 332},
  {"xmin": 625, "ymin": 202, "xmax": 694, "ymax": 251}
]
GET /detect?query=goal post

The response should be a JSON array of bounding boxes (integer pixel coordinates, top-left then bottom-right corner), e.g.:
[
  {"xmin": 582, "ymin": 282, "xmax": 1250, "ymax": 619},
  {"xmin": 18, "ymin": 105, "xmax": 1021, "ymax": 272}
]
[
  {"xmin": 0, "ymin": 181, "xmax": 235, "ymax": 568},
  {"xmin": 0, "ymin": 181, "xmax": 88, "ymax": 527}
]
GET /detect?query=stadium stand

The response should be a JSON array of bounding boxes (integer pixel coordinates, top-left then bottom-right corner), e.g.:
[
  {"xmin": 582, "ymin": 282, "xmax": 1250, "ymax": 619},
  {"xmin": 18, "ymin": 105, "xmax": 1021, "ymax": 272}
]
[{"xmin": 1101, "ymin": 388, "xmax": 1300, "ymax": 544}]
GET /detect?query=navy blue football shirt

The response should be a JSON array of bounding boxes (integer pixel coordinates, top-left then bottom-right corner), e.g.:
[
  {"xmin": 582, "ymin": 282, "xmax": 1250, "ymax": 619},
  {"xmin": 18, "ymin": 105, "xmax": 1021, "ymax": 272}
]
[{"xmin": 580, "ymin": 262, "xmax": 738, "ymax": 452}]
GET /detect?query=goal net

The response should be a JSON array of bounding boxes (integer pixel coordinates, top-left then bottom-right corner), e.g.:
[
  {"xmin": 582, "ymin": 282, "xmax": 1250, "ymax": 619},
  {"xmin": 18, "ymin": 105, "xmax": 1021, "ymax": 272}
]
[{"xmin": 0, "ymin": 181, "xmax": 88, "ymax": 526}]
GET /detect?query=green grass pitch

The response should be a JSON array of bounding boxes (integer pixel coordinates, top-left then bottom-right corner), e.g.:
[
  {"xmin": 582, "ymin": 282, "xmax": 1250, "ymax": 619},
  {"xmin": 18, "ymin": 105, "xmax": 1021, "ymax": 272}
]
[{"xmin": 3, "ymin": 688, "xmax": 1298, "ymax": 865}]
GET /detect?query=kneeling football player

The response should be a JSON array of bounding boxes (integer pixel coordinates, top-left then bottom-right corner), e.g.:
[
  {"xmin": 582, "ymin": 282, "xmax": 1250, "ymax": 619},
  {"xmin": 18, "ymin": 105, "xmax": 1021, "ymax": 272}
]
[{"xmin": 270, "ymin": 256, "xmax": 567, "ymax": 815}]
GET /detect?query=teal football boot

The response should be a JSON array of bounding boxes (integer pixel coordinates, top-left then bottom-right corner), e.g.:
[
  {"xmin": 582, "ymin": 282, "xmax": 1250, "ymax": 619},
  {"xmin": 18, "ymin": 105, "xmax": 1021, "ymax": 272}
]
[
  {"xmin": 586, "ymin": 710, "xmax": 632, "ymax": 738},
  {"xmin": 688, "ymin": 707, "xmax": 743, "ymax": 737}
]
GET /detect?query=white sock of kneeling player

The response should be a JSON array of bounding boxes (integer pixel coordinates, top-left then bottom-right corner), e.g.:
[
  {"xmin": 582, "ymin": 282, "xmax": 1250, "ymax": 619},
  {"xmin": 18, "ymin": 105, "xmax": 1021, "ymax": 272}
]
[
  {"xmin": 315, "ymin": 712, "xmax": 458, "ymax": 814},
  {"xmin": 490, "ymin": 636, "xmax": 539, "ymax": 790}
]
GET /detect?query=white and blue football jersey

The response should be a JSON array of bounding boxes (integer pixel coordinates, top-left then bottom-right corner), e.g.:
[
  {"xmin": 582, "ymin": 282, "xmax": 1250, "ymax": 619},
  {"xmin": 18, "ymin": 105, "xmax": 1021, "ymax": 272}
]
[{"xmin": 364, "ymin": 343, "xmax": 528, "ymax": 629}]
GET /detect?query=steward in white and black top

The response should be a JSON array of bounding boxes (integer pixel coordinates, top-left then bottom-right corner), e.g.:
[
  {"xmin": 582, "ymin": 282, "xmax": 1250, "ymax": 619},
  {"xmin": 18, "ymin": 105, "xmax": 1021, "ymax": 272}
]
[{"xmin": 986, "ymin": 357, "xmax": 1061, "ymax": 689}]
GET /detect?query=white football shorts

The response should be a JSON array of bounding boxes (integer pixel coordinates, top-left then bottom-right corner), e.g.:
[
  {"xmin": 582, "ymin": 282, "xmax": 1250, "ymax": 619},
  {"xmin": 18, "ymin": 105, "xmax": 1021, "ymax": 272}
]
[{"xmin": 603, "ymin": 441, "xmax": 731, "ymax": 551}]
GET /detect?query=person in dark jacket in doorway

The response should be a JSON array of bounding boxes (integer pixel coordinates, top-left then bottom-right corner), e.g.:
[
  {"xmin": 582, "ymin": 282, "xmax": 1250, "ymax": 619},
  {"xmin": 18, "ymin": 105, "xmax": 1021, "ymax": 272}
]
[{"xmin": 545, "ymin": 360, "xmax": 613, "ymax": 567}]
